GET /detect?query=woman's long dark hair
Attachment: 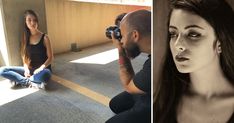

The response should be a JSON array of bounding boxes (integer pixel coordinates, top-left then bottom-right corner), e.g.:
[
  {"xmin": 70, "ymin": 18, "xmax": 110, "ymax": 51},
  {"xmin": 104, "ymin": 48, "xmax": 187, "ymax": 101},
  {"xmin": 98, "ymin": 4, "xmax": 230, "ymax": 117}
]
[
  {"xmin": 21, "ymin": 10, "xmax": 38, "ymax": 67},
  {"xmin": 154, "ymin": 0, "xmax": 234, "ymax": 122}
]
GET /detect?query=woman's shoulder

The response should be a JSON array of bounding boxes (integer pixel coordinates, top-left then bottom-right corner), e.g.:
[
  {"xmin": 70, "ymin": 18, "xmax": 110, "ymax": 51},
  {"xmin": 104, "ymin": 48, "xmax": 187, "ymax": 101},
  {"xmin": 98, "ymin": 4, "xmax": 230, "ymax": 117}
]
[
  {"xmin": 42, "ymin": 33, "xmax": 50, "ymax": 42},
  {"xmin": 42, "ymin": 33, "xmax": 52, "ymax": 48}
]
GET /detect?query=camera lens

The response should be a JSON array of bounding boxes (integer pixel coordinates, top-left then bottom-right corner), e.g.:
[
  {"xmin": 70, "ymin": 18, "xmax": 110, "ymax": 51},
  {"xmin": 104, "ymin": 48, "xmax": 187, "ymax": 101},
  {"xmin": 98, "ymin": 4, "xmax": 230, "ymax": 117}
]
[
  {"xmin": 105, "ymin": 26, "xmax": 122, "ymax": 41},
  {"xmin": 113, "ymin": 28, "xmax": 122, "ymax": 41},
  {"xmin": 105, "ymin": 28, "xmax": 113, "ymax": 39}
]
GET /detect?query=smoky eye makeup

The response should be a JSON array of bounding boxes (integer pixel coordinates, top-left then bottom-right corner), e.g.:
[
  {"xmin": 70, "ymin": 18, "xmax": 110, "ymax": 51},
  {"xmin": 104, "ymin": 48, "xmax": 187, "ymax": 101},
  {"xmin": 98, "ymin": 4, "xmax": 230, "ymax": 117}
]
[
  {"xmin": 186, "ymin": 30, "xmax": 203, "ymax": 40},
  {"xmin": 169, "ymin": 32, "xmax": 177, "ymax": 39},
  {"xmin": 188, "ymin": 31, "xmax": 201, "ymax": 37},
  {"xmin": 168, "ymin": 28, "xmax": 178, "ymax": 39}
]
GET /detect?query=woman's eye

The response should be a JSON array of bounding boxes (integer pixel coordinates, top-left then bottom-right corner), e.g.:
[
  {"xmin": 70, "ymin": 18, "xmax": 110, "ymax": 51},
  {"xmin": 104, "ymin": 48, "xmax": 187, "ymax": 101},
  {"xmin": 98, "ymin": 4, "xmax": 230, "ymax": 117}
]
[
  {"xmin": 169, "ymin": 31, "xmax": 178, "ymax": 39},
  {"xmin": 188, "ymin": 32, "xmax": 201, "ymax": 38}
]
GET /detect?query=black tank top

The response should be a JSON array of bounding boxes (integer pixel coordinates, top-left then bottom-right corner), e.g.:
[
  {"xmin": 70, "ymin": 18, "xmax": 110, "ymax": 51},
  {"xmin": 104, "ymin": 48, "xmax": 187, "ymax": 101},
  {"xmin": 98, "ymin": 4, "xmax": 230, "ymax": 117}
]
[{"xmin": 27, "ymin": 33, "xmax": 51, "ymax": 74}]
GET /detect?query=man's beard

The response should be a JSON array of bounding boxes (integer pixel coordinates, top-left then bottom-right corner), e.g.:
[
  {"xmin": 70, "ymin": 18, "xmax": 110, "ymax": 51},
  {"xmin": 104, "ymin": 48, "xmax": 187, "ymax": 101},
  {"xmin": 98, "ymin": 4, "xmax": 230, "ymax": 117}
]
[{"xmin": 125, "ymin": 42, "xmax": 141, "ymax": 59}]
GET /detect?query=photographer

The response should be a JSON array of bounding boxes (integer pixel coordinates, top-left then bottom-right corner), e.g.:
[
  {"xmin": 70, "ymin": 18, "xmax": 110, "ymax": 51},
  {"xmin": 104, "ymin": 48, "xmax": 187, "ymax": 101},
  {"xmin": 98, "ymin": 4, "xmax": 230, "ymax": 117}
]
[
  {"xmin": 106, "ymin": 10, "xmax": 151, "ymax": 123},
  {"xmin": 114, "ymin": 12, "xmax": 127, "ymax": 27}
]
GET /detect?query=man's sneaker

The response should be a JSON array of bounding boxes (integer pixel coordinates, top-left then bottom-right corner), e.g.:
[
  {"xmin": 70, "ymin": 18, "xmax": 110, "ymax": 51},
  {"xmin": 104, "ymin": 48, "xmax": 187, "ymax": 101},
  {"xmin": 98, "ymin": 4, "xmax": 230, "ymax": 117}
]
[{"xmin": 29, "ymin": 81, "xmax": 46, "ymax": 90}]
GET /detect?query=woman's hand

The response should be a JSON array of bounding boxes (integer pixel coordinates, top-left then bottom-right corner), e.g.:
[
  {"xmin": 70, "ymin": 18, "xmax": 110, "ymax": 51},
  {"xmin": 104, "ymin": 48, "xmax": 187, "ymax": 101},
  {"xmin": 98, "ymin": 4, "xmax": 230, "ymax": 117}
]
[
  {"xmin": 24, "ymin": 68, "xmax": 31, "ymax": 77},
  {"xmin": 33, "ymin": 67, "xmax": 43, "ymax": 74},
  {"xmin": 33, "ymin": 65, "xmax": 44, "ymax": 74}
]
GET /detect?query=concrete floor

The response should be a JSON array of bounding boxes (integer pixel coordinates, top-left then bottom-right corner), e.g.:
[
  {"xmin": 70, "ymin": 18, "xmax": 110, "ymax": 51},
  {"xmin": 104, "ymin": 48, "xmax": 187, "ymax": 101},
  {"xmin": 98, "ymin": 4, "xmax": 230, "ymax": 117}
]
[{"xmin": 0, "ymin": 42, "xmax": 148, "ymax": 123}]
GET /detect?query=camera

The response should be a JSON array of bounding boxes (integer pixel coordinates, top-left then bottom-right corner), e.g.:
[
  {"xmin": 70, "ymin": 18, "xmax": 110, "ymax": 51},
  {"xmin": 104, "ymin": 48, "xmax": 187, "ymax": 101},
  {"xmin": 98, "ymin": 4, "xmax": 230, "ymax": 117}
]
[{"xmin": 105, "ymin": 26, "xmax": 122, "ymax": 41}]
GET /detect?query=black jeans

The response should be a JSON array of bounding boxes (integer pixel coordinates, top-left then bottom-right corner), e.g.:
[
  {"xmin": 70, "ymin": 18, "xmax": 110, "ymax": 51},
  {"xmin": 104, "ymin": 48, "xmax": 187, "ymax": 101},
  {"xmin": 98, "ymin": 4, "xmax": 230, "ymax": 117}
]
[{"xmin": 106, "ymin": 91, "xmax": 151, "ymax": 123}]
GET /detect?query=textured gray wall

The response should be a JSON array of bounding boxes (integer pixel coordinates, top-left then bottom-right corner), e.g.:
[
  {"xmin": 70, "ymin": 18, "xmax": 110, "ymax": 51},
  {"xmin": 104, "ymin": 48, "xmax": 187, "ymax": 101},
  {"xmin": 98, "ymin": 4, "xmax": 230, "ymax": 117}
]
[
  {"xmin": 45, "ymin": 0, "xmax": 150, "ymax": 54},
  {"xmin": 1, "ymin": 0, "xmax": 46, "ymax": 66}
]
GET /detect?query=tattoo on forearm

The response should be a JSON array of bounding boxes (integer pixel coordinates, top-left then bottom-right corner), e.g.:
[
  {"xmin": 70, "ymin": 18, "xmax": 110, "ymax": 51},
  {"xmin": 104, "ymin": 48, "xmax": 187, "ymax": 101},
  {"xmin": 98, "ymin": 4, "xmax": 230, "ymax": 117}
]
[{"xmin": 119, "ymin": 49, "xmax": 134, "ymax": 75}]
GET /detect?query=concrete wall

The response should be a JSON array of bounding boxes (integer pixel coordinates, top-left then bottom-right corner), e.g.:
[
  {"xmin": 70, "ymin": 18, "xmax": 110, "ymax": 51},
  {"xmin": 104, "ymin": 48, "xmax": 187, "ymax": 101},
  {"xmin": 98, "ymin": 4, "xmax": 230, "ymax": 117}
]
[
  {"xmin": 45, "ymin": 0, "xmax": 150, "ymax": 54},
  {"xmin": 0, "ymin": 0, "xmax": 47, "ymax": 65},
  {"xmin": 0, "ymin": 0, "xmax": 150, "ymax": 65}
]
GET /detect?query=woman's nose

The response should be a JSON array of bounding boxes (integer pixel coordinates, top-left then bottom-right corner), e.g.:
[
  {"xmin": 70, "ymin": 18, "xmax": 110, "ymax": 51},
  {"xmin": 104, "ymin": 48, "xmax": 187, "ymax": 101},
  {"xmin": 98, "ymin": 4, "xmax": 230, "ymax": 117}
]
[
  {"xmin": 31, "ymin": 21, "xmax": 36, "ymax": 25},
  {"xmin": 174, "ymin": 36, "xmax": 186, "ymax": 52},
  {"xmin": 176, "ymin": 46, "xmax": 185, "ymax": 52}
]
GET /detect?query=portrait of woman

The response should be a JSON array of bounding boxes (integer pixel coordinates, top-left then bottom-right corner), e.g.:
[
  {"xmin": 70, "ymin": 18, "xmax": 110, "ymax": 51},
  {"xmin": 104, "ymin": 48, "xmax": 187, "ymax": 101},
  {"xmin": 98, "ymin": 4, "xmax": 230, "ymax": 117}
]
[
  {"xmin": 154, "ymin": 0, "xmax": 234, "ymax": 122},
  {"xmin": 0, "ymin": 9, "xmax": 53, "ymax": 89}
]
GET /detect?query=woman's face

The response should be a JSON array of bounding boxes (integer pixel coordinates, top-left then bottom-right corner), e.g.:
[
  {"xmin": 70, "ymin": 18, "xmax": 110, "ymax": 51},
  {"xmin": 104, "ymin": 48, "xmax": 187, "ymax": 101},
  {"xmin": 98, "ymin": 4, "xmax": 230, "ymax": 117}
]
[
  {"xmin": 169, "ymin": 9, "xmax": 220, "ymax": 73},
  {"xmin": 25, "ymin": 14, "xmax": 38, "ymax": 31}
]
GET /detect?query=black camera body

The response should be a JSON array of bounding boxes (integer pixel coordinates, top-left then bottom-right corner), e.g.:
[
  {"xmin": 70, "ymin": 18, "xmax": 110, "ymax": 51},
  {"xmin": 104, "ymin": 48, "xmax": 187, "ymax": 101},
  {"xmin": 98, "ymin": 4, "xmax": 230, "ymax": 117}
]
[{"xmin": 105, "ymin": 26, "xmax": 122, "ymax": 41}]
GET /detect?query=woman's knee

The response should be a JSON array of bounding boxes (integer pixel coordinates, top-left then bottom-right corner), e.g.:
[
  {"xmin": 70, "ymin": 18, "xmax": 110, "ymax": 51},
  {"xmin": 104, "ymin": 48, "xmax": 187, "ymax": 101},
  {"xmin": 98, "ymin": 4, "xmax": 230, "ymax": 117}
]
[
  {"xmin": 31, "ymin": 69, "xmax": 51, "ymax": 83},
  {"xmin": 40, "ymin": 69, "xmax": 51, "ymax": 80},
  {"xmin": 42, "ymin": 69, "xmax": 51, "ymax": 75},
  {"xmin": 0, "ymin": 66, "xmax": 8, "ymax": 75}
]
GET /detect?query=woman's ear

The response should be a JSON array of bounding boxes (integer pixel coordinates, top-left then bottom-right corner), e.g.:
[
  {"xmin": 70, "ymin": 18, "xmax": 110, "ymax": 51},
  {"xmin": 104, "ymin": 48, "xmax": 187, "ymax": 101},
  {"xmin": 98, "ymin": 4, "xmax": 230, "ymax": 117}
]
[{"xmin": 216, "ymin": 40, "xmax": 222, "ymax": 54}]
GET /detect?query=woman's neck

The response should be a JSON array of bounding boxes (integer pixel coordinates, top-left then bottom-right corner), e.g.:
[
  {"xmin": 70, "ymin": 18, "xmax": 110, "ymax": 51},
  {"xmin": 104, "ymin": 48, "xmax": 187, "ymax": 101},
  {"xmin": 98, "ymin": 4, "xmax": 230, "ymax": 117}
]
[
  {"xmin": 30, "ymin": 29, "xmax": 39, "ymax": 35},
  {"xmin": 189, "ymin": 60, "xmax": 234, "ymax": 100}
]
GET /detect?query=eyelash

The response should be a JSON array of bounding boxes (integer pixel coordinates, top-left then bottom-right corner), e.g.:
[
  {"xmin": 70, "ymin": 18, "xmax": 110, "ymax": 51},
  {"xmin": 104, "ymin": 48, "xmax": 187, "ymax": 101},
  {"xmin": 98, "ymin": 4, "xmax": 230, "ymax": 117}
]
[
  {"xmin": 169, "ymin": 31, "xmax": 178, "ymax": 39},
  {"xmin": 187, "ymin": 32, "xmax": 201, "ymax": 39},
  {"xmin": 169, "ymin": 31, "xmax": 201, "ymax": 40}
]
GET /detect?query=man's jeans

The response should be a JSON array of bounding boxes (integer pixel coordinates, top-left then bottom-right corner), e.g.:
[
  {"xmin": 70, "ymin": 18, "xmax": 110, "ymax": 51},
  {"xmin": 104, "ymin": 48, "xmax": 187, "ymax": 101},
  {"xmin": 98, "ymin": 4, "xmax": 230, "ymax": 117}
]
[{"xmin": 0, "ymin": 66, "xmax": 51, "ymax": 85}]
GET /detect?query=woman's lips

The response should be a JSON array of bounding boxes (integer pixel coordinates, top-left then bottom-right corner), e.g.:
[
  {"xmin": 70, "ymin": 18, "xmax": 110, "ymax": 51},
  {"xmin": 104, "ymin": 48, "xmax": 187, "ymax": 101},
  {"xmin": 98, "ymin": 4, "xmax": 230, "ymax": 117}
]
[{"xmin": 175, "ymin": 55, "xmax": 189, "ymax": 62}]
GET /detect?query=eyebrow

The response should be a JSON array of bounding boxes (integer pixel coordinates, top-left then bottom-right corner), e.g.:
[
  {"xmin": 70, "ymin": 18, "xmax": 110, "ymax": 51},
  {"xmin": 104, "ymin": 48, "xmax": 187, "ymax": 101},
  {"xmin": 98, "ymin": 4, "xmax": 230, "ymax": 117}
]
[
  {"xmin": 169, "ymin": 26, "xmax": 177, "ymax": 29},
  {"xmin": 169, "ymin": 25, "xmax": 204, "ymax": 30},
  {"xmin": 185, "ymin": 25, "xmax": 204, "ymax": 30}
]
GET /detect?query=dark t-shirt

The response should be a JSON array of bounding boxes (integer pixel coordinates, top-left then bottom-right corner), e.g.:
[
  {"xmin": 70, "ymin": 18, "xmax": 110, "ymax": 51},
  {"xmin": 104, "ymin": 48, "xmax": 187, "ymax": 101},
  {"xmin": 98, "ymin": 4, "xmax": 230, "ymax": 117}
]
[{"xmin": 133, "ymin": 55, "xmax": 151, "ymax": 106}]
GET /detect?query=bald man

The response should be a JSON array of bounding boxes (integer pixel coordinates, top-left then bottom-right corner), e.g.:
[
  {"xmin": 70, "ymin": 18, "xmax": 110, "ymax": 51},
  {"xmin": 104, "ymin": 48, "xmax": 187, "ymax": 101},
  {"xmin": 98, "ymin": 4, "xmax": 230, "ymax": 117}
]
[{"xmin": 106, "ymin": 10, "xmax": 151, "ymax": 123}]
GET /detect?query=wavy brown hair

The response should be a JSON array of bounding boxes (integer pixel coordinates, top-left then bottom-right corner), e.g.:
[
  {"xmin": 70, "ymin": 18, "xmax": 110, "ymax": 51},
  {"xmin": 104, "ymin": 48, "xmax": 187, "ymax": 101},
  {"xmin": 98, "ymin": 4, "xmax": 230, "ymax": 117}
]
[{"xmin": 21, "ymin": 10, "xmax": 38, "ymax": 67}]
